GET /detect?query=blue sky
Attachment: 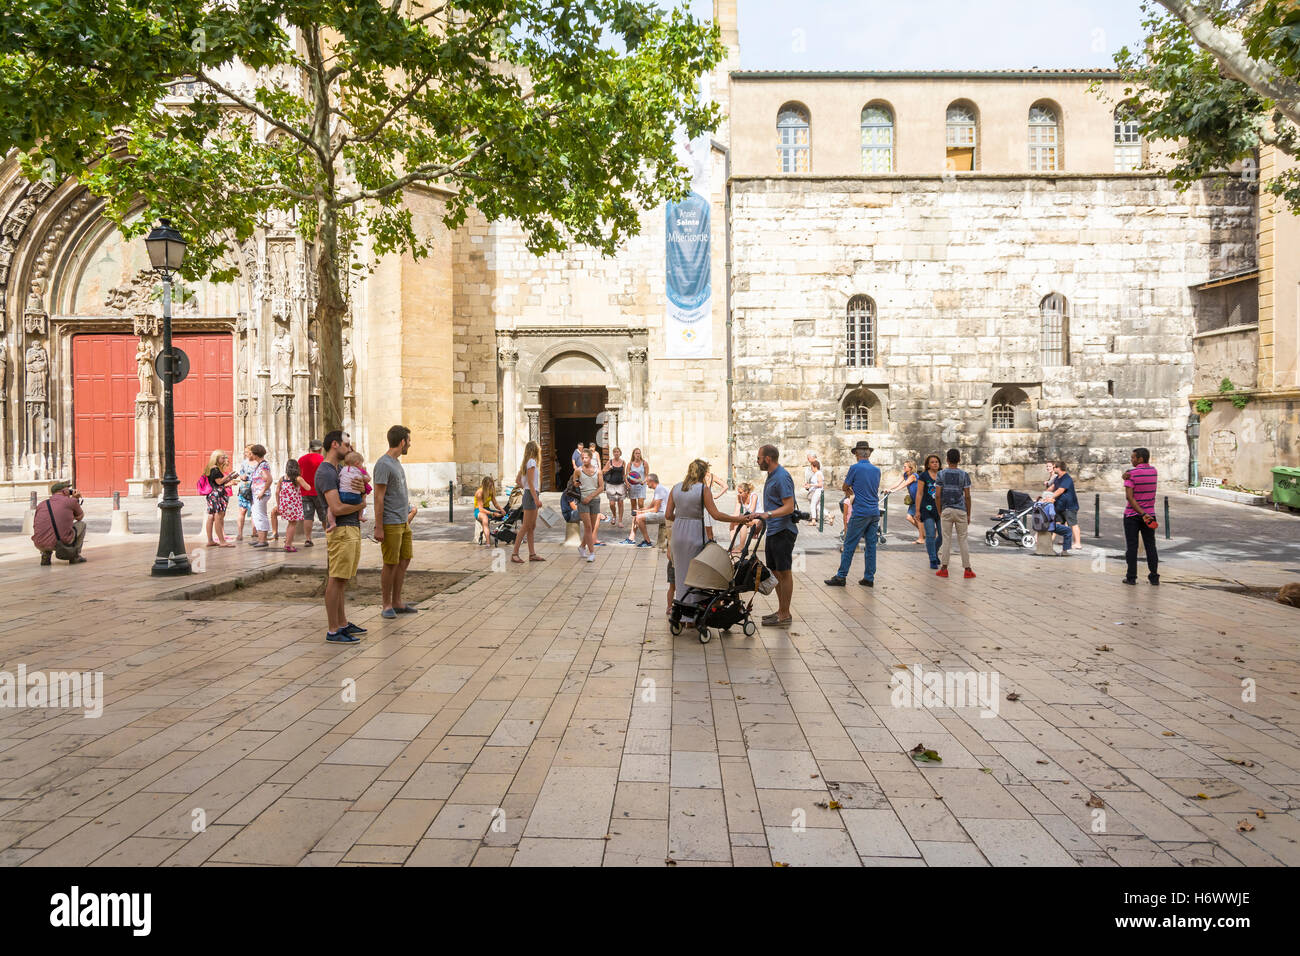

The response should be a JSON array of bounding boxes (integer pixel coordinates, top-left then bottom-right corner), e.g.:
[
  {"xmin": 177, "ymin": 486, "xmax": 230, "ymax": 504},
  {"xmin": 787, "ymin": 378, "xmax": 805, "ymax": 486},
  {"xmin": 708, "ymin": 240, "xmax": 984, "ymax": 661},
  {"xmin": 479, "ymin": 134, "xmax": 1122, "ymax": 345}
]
[{"xmin": 662, "ymin": 0, "xmax": 1149, "ymax": 70}]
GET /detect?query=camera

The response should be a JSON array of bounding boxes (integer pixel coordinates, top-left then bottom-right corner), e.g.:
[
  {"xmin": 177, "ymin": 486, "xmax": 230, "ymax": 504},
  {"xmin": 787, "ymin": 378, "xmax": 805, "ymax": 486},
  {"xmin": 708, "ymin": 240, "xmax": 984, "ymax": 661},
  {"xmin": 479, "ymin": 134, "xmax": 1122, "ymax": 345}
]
[{"xmin": 791, "ymin": 508, "xmax": 811, "ymax": 523}]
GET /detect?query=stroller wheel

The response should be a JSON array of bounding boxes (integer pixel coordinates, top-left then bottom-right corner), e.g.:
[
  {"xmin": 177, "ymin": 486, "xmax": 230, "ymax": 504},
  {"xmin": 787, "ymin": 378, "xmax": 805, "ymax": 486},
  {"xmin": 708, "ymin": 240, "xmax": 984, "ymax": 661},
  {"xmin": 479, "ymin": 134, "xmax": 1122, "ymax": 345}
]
[
  {"xmin": 742, "ymin": 619, "xmax": 757, "ymax": 637},
  {"xmin": 1020, "ymin": 532, "xmax": 1037, "ymax": 549},
  {"xmin": 697, "ymin": 627, "xmax": 712, "ymax": 644},
  {"xmin": 985, "ymin": 532, "xmax": 998, "ymax": 547},
  {"xmin": 669, "ymin": 620, "xmax": 683, "ymax": 636}
]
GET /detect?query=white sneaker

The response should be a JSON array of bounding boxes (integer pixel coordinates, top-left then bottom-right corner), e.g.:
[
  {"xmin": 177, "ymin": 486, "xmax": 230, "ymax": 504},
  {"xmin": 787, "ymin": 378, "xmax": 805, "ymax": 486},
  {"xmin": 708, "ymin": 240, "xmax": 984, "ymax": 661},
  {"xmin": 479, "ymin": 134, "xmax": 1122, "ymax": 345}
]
[
  {"xmin": 578, "ymin": 545, "xmax": 588, "ymax": 557},
  {"xmin": 586, "ymin": 552, "xmax": 595, "ymax": 562}
]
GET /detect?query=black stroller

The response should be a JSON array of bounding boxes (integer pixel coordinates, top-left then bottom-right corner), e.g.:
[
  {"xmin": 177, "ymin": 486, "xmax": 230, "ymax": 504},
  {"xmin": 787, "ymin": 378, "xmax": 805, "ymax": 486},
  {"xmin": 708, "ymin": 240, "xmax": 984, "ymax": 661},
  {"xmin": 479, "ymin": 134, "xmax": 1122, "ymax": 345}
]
[
  {"xmin": 984, "ymin": 490, "xmax": 1038, "ymax": 548},
  {"xmin": 489, "ymin": 487, "xmax": 524, "ymax": 547},
  {"xmin": 669, "ymin": 521, "xmax": 772, "ymax": 644}
]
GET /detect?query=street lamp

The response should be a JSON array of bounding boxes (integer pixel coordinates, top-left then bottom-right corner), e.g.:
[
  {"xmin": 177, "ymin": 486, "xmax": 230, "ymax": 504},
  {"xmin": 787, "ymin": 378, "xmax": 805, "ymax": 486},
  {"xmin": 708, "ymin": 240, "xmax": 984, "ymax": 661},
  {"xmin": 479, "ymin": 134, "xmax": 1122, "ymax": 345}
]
[
  {"xmin": 1187, "ymin": 412, "xmax": 1201, "ymax": 488},
  {"xmin": 145, "ymin": 219, "xmax": 191, "ymax": 576}
]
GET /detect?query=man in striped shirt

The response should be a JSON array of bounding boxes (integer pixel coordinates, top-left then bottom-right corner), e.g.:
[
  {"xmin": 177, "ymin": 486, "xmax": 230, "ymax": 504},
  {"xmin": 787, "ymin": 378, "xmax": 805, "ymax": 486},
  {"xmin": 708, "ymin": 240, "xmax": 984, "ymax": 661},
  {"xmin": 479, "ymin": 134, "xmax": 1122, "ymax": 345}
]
[{"xmin": 1122, "ymin": 447, "xmax": 1159, "ymax": 586}]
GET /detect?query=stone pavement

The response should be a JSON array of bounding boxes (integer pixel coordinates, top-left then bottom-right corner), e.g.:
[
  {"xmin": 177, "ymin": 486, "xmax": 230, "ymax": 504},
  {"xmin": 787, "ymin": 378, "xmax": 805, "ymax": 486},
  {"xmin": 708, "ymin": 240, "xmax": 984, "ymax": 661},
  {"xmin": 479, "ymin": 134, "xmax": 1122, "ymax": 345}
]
[{"xmin": 0, "ymin": 501, "xmax": 1297, "ymax": 867}]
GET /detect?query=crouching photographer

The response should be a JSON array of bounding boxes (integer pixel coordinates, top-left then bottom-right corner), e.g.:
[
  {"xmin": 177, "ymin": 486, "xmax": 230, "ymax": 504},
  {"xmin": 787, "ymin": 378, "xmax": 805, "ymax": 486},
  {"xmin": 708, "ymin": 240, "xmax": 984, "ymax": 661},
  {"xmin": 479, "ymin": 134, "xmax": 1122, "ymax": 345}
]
[{"xmin": 32, "ymin": 481, "xmax": 87, "ymax": 566}]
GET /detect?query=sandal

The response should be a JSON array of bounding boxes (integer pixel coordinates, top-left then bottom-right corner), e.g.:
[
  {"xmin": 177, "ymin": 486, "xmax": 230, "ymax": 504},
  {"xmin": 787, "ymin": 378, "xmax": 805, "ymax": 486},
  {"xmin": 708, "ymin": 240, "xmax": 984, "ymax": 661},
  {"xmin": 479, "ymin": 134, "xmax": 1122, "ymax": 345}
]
[
  {"xmin": 283, "ymin": 546, "xmax": 298, "ymax": 553},
  {"xmin": 529, "ymin": 555, "xmax": 546, "ymax": 562},
  {"xmin": 510, "ymin": 555, "xmax": 525, "ymax": 564}
]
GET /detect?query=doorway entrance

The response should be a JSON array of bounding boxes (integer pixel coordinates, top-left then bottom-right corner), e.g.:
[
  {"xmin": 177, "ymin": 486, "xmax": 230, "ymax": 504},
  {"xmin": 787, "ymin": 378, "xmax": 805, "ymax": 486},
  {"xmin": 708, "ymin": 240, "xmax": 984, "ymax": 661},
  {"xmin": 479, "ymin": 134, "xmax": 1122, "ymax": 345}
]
[{"xmin": 541, "ymin": 386, "xmax": 607, "ymax": 492}]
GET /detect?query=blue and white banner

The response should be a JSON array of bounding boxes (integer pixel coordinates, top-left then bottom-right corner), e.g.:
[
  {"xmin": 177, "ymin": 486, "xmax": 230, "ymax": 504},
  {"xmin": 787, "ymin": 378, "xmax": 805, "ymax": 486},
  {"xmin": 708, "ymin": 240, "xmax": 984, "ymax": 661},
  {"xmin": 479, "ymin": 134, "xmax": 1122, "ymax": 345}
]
[{"xmin": 665, "ymin": 134, "xmax": 712, "ymax": 359}]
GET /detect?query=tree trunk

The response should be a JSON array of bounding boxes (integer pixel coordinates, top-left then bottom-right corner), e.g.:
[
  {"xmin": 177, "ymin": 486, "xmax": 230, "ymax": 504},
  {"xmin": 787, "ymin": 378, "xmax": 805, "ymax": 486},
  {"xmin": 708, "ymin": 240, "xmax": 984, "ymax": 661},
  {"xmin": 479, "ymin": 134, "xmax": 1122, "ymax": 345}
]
[{"xmin": 312, "ymin": 202, "xmax": 348, "ymax": 434}]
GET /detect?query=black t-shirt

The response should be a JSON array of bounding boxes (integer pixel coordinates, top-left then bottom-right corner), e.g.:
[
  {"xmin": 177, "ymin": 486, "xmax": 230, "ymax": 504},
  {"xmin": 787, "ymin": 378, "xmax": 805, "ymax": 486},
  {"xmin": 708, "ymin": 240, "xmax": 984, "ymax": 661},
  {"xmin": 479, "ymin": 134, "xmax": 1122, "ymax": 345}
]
[{"xmin": 606, "ymin": 463, "xmax": 625, "ymax": 484}]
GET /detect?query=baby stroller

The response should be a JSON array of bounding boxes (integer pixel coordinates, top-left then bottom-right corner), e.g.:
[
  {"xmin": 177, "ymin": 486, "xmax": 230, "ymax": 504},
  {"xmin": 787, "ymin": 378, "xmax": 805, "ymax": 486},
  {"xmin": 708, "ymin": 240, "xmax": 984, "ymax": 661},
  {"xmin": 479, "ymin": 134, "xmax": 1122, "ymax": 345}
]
[
  {"xmin": 669, "ymin": 521, "xmax": 772, "ymax": 645},
  {"xmin": 489, "ymin": 487, "xmax": 524, "ymax": 547},
  {"xmin": 984, "ymin": 490, "xmax": 1038, "ymax": 549}
]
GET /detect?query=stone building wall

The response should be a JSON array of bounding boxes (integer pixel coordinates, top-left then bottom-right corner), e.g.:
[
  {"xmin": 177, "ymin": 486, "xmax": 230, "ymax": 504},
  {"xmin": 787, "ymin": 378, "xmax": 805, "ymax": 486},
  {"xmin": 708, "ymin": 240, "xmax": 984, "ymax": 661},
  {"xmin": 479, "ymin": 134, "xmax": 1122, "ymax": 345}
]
[{"xmin": 728, "ymin": 174, "xmax": 1256, "ymax": 491}]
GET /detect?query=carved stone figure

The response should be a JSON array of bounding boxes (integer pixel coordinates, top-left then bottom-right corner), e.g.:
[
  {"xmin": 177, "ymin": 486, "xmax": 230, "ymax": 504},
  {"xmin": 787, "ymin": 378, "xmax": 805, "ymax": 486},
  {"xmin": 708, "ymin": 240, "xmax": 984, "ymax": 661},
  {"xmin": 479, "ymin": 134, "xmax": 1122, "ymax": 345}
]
[
  {"xmin": 0, "ymin": 341, "xmax": 8, "ymax": 393},
  {"xmin": 25, "ymin": 339, "xmax": 48, "ymax": 403},
  {"xmin": 1, "ymin": 196, "xmax": 35, "ymax": 242},
  {"xmin": 271, "ymin": 324, "xmax": 294, "ymax": 390},
  {"xmin": 105, "ymin": 271, "xmax": 157, "ymax": 315},
  {"xmin": 136, "ymin": 339, "xmax": 155, "ymax": 397},
  {"xmin": 308, "ymin": 331, "xmax": 321, "ymax": 391},
  {"xmin": 342, "ymin": 331, "xmax": 355, "ymax": 398}
]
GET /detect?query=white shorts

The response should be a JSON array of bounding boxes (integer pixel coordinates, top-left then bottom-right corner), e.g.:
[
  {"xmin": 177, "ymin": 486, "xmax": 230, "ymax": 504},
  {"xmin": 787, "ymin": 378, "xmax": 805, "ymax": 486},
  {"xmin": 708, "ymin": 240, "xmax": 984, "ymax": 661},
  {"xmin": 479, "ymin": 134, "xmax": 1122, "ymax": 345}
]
[{"xmin": 606, "ymin": 484, "xmax": 626, "ymax": 501}]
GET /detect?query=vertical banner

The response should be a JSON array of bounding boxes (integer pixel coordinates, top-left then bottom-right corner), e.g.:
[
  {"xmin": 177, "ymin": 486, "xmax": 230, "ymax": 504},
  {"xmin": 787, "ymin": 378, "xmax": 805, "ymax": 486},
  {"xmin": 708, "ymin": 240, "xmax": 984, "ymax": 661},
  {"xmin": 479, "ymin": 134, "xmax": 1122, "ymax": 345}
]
[{"xmin": 665, "ymin": 133, "xmax": 712, "ymax": 359}]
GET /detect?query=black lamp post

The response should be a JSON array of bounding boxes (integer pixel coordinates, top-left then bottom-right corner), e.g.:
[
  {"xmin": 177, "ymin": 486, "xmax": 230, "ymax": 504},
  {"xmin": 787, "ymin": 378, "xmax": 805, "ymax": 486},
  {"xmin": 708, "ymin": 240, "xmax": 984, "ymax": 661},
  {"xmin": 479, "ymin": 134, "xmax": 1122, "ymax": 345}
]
[{"xmin": 146, "ymin": 219, "xmax": 191, "ymax": 576}]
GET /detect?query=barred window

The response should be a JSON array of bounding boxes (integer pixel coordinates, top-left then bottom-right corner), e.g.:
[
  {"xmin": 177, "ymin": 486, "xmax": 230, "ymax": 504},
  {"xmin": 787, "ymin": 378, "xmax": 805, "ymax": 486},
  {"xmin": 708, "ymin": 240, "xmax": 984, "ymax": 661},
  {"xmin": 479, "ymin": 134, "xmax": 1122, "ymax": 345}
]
[
  {"xmin": 1114, "ymin": 107, "xmax": 1143, "ymax": 171},
  {"xmin": 846, "ymin": 295, "xmax": 876, "ymax": 368},
  {"xmin": 991, "ymin": 403, "xmax": 1015, "ymax": 430},
  {"xmin": 1040, "ymin": 292, "xmax": 1069, "ymax": 366},
  {"xmin": 845, "ymin": 404, "xmax": 872, "ymax": 431},
  {"xmin": 777, "ymin": 104, "xmax": 811, "ymax": 173},
  {"xmin": 861, "ymin": 105, "xmax": 894, "ymax": 173},
  {"xmin": 945, "ymin": 102, "xmax": 977, "ymax": 170},
  {"xmin": 1028, "ymin": 103, "xmax": 1060, "ymax": 171}
]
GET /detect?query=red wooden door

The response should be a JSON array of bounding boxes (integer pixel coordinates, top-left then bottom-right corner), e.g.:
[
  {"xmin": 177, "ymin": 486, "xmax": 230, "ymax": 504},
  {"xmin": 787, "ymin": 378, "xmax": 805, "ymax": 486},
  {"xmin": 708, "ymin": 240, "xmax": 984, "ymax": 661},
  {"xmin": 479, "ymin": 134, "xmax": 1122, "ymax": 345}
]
[
  {"xmin": 72, "ymin": 334, "xmax": 137, "ymax": 498},
  {"xmin": 173, "ymin": 333, "xmax": 234, "ymax": 492},
  {"xmin": 73, "ymin": 331, "xmax": 234, "ymax": 498}
]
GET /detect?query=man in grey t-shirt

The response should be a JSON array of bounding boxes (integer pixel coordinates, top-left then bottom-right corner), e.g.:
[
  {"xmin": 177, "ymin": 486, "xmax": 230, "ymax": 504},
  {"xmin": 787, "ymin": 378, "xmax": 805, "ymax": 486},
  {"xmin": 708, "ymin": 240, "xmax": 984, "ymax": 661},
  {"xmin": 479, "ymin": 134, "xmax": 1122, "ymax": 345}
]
[{"xmin": 374, "ymin": 425, "xmax": 419, "ymax": 619}]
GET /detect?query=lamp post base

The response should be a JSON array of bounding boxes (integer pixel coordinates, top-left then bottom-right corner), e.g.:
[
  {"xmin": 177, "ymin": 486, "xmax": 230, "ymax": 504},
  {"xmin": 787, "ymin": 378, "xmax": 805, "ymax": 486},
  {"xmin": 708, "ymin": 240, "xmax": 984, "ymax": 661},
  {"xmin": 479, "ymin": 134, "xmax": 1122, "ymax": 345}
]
[{"xmin": 151, "ymin": 553, "xmax": 193, "ymax": 576}]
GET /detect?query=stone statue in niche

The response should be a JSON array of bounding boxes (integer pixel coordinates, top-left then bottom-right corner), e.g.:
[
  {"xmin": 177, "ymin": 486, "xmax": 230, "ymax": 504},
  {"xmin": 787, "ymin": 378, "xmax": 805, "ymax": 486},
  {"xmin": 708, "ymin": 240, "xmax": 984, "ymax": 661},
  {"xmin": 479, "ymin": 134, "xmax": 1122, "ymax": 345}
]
[
  {"xmin": 136, "ymin": 339, "xmax": 155, "ymax": 398},
  {"xmin": 0, "ymin": 341, "xmax": 8, "ymax": 394},
  {"xmin": 25, "ymin": 339, "xmax": 48, "ymax": 403},
  {"xmin": 271, "ymin": 323, "xmax": 294, "ymax": 390},
  {"xmin": 308, "ymin": 328, "xmax": 321, "ymax": 391},
  {"xmin": 24, "ymin": 279, "xmax": 47, "ymax": 333},
  {"xmin": 342, "ymin": 330, "xmax": 355, "ymax": 399}
]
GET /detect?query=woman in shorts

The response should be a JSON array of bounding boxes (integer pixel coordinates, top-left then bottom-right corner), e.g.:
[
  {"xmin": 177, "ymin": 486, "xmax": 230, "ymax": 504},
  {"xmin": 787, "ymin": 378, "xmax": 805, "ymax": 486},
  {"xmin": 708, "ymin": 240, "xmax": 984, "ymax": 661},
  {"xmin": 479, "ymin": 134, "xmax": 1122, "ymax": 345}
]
[
  {"xmin": 203, "ymin": 450, "xmax": 237, "ymax": 547},
  {"xmin": 603, "ymin": 447, "xmax": 627, "ymax": 528},
  {"xmin": 886, "ymin": 460, "xmax": 924, "ymax": 543},
  {"xmin": 575, "ymin": 449, "xmax": 604, "ymax": 562},
  {"xmin": 625, "ymin": 449, "xmax": 648, "ymax": 516},
  {"xmin": 510, "ymin": 440, "xmax": 544, "ymax": 564}
]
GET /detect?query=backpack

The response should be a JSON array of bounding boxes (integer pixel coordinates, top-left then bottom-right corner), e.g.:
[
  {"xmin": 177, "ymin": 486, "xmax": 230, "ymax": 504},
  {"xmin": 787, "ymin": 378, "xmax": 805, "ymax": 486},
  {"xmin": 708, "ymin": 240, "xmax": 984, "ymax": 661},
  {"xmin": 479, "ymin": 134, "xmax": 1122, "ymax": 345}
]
[{"xmin": 197, "ymin": 473, "xmax": 213, "ymax": 495}]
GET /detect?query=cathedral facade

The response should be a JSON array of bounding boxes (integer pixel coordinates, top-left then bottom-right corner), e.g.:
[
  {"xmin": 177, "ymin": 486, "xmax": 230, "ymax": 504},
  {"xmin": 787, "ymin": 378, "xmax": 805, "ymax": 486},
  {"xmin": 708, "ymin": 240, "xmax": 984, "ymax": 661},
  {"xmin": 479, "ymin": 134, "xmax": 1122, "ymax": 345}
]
[{"xmin": 0, "ymin": 1, "xmax": 1278, "ymax": 502}]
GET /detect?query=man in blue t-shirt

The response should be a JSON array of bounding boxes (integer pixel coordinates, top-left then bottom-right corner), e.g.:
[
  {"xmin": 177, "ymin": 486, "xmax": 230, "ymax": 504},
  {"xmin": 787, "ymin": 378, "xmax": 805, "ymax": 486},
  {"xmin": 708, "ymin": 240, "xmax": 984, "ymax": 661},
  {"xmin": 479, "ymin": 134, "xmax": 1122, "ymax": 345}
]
[
  {"xmin": 825, "ymin": 440, "xmax": 881, "ymax": 587},
  {"xmin": 1045, "ymin": 460, "xmax": 1080, "ymax": 554},
  {"xmin": 751, "ymin": 444, "xmax": 797, "ymax": 628}
]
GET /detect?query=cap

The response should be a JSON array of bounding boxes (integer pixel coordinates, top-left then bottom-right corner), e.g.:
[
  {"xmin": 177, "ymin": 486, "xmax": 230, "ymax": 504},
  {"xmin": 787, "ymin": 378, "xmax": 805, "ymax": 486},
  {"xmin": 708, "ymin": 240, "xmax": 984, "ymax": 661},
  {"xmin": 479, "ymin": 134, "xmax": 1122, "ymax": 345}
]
[
  {"xmin": 49, "ymin": 480, "xmax": 72, "ymax": 494},
  {"xmin": 309, "ymin": 439, "xmax": 324, "ymax": 451}
]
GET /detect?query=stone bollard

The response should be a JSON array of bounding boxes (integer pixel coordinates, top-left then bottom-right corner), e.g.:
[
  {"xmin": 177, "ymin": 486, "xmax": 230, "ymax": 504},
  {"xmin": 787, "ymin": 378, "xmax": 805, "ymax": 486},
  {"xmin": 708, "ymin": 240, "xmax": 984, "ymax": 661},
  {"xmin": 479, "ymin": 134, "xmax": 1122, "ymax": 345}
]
[
  {"xmin": 22, "ymin": 508, "xmax": 35, "ymax": 536},
  {"xmin": 563, "ymin": 521, "xmax": 582, "ymax": 547},
  {"xmin": 1035, "ymin": 527, "xmax": 1056, "ymax": 557},
  {"xmin": 110, "ymin": 510, "xmax": 132, "ymax": 535}
]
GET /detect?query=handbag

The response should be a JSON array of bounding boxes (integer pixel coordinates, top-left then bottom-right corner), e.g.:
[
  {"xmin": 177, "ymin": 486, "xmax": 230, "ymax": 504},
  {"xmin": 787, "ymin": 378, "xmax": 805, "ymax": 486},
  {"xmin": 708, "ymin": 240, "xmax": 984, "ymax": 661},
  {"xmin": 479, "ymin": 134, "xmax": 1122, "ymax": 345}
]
[{"xmin": 197, "ymin": 473, "xmax": 213, "ymax": 495}]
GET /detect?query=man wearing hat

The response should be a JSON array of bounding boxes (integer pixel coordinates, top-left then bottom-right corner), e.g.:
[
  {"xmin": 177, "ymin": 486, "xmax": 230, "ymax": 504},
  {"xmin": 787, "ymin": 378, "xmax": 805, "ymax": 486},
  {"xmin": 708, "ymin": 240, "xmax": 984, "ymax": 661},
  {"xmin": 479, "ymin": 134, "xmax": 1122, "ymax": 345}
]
[
  {"xmin": 825, "ymin": 440, "xmax": 881, "ymax": 588},
  {"xmin": 31, "ymin": 481, "xmax": 87, "ymax": 566}
]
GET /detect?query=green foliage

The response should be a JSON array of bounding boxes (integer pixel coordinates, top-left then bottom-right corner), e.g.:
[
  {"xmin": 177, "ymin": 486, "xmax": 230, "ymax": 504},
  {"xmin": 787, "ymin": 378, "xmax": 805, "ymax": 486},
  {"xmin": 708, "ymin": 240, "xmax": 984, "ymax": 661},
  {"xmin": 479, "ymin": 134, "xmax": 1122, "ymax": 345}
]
[
  {"xmin": 1217, "ymin": 377, "xmax": 1252, "ymax": 410},
  {"xmin": 1108, "ymin": 0, "xmax": 1300, "ymax": 212},
  {"xmin": 0, "ymin": 0, "xmax": 724, "ymax": 283},
  {"xmin": 1195, "ymin": 397, "xmax": 1215, "ymax": 415},
  {"xmin": 1218, "ymin": 376, "xmax": 1237, "ymax": 395}
]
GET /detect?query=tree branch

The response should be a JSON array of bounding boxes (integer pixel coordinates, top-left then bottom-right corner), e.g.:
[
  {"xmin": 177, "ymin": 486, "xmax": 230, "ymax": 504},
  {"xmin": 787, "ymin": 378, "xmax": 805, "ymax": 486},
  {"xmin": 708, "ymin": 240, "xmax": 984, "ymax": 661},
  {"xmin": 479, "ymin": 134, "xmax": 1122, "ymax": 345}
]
[
  {"xmin": 332, "ymin": 131, "xmax": 502, "ymax": 205},
  {"xmin": 1155, "ymin": 0, "xmax": 1300, "ymax": 129},
  {"xmin": 195, "ymin": 69, "xmax": 325, "ymax": 166},
  {"xmin": 334, "ymin": 71, "xmax": 438, "ymax": 159}
]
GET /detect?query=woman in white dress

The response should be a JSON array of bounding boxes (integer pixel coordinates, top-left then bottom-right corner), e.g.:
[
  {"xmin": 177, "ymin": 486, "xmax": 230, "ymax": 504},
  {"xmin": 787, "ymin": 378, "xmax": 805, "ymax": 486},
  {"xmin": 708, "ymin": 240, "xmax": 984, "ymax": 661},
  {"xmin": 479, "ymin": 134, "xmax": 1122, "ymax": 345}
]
[
  {"xmin": 665, "ymin": 459, "xmax": 752, "ymax": 617},
  {"xmin": 510, "ymin": 440, "xmax": 545, "ymax": 563},
  {"xmin": 807, "ymin": 459, "xmax": 825, "ymax": 525}
]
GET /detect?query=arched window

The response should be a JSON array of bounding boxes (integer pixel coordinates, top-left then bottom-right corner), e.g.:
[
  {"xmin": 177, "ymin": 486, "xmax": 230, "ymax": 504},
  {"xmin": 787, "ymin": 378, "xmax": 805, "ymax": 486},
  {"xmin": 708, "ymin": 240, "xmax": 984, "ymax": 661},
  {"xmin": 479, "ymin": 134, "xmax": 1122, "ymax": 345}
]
[
  {"xmin": 861, "ymin": 104, "xmax": 894, "ymax": 173},
  {"xmin": 1028, "ymin": 102, "xmax": 1060, "ymax": 171},
  {"xmin": 846, "ymin": 295, "xmax": 876, "ymax": 368},
  {"xmin": 1040, "ymin": 292, "xmax": 1069, "ymax": 366},
  {"xmin": 990, "ymin": 387, "xmax": 1031, "ymax": 430},
  {"xmin": 777, "ymin": 104, "xmax": 811, "ymax": 173},
  {"xmin": 845, "ymin": 403, "xmax": 872, "ymax": 431},
  {"xmin": 945, "ymin": 102, "xmax": 977, "ymax": 170},
  {"xmin": 1114, "ymin": 106, "xmax": 1143, "ymax": 171}
]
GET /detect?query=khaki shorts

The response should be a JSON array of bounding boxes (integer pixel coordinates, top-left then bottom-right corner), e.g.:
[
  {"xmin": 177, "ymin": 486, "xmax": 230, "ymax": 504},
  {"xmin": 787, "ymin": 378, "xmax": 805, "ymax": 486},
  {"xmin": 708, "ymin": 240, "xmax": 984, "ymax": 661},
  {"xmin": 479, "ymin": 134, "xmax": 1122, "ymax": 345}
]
[
  {"xmin": 380, "ymin": 523, "xmax": 413, "ymax": 565},
  {"xmin": 326, "ymin": 525, "xmax": 361, "ymax": 580}
]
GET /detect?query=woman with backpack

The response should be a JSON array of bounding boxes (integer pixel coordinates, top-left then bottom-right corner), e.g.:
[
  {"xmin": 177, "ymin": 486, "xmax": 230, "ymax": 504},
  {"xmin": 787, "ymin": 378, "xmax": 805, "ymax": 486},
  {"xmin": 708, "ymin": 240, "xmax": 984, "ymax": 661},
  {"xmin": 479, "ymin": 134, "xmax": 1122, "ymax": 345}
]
[{"xmin": 202, "ymin": 450, "xmax": 237, "ymax": 547}]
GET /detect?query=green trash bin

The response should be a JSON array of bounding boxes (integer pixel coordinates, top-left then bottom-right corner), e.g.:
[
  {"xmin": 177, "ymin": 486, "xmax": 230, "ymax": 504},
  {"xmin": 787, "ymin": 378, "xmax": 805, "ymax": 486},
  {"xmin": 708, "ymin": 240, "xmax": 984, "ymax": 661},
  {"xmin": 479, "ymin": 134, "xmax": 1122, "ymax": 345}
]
[{"xmin": 1272, "ymin": 466, "xmax": 1300, "ymax": 510}]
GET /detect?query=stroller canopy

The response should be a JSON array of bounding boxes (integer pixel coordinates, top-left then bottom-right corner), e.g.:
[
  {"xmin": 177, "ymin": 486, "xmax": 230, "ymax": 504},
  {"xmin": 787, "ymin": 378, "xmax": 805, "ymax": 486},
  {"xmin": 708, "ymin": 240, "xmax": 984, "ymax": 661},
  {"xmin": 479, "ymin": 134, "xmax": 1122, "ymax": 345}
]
[{"xmin": 683, "ymin": 542, "xmax": 735, "ymax": 591}]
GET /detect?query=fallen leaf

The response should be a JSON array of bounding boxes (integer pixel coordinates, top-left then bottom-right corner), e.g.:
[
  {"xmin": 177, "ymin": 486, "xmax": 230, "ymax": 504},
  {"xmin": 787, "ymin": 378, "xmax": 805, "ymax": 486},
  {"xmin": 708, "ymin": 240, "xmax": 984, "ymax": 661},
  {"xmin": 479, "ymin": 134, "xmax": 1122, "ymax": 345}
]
[
  {"xmin": 1161, "ymin": 731, "xmax": 1176, "ymax": 737},
  {"xmin": 716, "ymin": 680, "xmax": 729, "ymax": 685},
  {"xmin": 1036, "ymin": 759, "xmax": 1049, "ymax": 765},
  {"xmin": 1255, "ymin": 809, "xmax": 1267, "ymax": 819},
  {"xmin": 810, "ymin": 774, "xmax": 819, "ymax": 779},
  {"xmin": 979, "ymin": 767, "xmax": 992, "ymax": 774},
  {"xmin": 602, "ymin": 834, "xmax": 612, "ymax": 840},
  {"xmin": 1096, "ymin": 644, "xmax": 1112, "ymax": 652},
  {"xmin": 1233, "ymin": 656, "xmax": 1245, "ymax": 663},
  {"xmin": 735, "ymin": 695, "xmax": 746, "ymax": 701},
  {"xmin": 772, "ymin": 861, "xmax": 789, "ymax": 867},
  {"xmin": 1227, "ymin": 758, "xmax": 1256, "ymax": 767},
  {"xmin": 827, "ymin": 800, "xmax": 842, "ymax": 810},
  {"xmin": 665, "ymin": 858, "xmax": 677, "ymax": 866},
  {"xmin": 814, "ymin": 801, "xmax": 829, "ymax": 809},
  {"xmin": 1236, "ymin": 820, "xmax": 1255, "ymax": 832},
  {"xmin": 1086, "ymin": 794, "xmax": 1106, "ymax": 809},
  {"xmin": 910, "ymin": 744, "xmax": 942, "ymax": 763},
  {"xmin": 1006, "ymin": 692, "xmax": 1021, "ymax": 702},
  {"xmin": 1195, "ymin": 793, "xmax": 1210, "ymax": 800}
]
